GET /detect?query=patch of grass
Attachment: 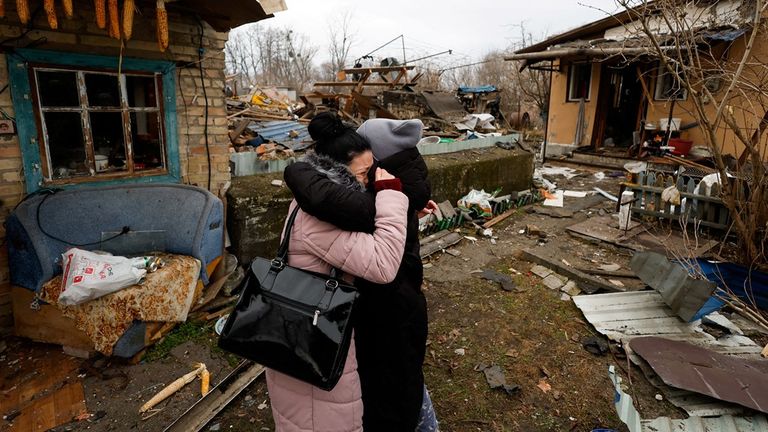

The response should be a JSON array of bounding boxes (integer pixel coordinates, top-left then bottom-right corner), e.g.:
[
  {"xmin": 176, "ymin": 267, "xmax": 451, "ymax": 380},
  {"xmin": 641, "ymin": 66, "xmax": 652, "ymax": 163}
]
[{"xmin": 144, "ymin": 321, "xmax": 212, "ymax": 362}]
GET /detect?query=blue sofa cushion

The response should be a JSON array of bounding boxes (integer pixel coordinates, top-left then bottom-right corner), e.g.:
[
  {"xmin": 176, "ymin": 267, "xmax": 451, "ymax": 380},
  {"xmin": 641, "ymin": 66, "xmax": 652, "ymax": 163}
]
[{"xmin": 8, "ymin": 183, "xmax": 223, "ymax": 291}]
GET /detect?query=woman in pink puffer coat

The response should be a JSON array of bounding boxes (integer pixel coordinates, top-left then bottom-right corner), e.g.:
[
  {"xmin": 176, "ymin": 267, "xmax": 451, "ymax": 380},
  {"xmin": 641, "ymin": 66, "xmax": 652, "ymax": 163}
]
[{"xmin": 266, "ymin": 112, "xmax": 409, "ymax": 432}]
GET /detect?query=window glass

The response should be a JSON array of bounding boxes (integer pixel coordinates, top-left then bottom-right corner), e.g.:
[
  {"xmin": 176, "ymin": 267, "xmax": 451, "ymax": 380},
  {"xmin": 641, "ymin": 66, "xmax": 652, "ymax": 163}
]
[
  {"xmin": 85, "ymin": 73, "xmax": 121, "ymax": 107},
  {"xmin": 37, "ymin": 71, "xmax": 80, "ymax": 107},
  {"xmin": 90, "ymin": 112, "xmax": 127, "ymax": 171},
  {"xmin": 44, "ymin": 112, "xmax": 88, "ymax": 178},
  {"xmin": 126, "ymin": 76, "xmax": 157, "ymax": 107},
  {"xmin": 131, "ymin": 112, "xmax": 164, "ymax": 170}
]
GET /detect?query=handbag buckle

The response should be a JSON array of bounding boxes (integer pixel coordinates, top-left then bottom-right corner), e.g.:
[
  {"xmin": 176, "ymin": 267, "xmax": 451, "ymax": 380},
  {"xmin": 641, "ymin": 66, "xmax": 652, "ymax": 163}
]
[
  {"xmin": 325, "ymin": 279, "xmax": 339, "ymax": 290},
  {"xmin": 271, "ymin": 259, "xmax": 285, "ymax": 270}
]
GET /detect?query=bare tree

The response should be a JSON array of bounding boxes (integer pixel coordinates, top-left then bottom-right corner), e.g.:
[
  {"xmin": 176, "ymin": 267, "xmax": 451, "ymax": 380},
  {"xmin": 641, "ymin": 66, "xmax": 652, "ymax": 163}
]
[
  {"xmin": 326, "ymin": 11, "xmax": 356, "ymax": 79},
  {"xmin": 225, "ymin": 24, "xmax": 319, "ymax": 93},
  {"xmin": 614, "ymin": 0, "xmax": 768, "ymax": 269}
]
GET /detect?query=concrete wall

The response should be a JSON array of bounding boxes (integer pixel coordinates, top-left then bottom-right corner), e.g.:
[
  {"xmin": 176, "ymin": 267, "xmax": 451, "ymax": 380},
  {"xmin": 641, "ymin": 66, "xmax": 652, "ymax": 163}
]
[
  {"xmin": 0, "ymin": 0, "xmax": 232, "ymax": 333},
  {"xmin": 227, "ymin": 148, "xmax": 534, "ymax": 264}
]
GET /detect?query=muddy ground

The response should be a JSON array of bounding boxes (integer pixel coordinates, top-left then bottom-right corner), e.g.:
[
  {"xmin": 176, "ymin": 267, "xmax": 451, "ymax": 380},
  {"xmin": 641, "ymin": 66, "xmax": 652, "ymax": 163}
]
[{"xmin": 4, "ymin": 162, "xmax": 725, "ymax": 432}]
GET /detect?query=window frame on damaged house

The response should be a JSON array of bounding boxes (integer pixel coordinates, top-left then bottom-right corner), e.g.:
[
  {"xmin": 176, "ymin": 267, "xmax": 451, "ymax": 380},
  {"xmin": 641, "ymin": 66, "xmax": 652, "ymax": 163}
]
[{"xmin": 9, "ymin": 49, "xmax": 181, "ymax": 193}]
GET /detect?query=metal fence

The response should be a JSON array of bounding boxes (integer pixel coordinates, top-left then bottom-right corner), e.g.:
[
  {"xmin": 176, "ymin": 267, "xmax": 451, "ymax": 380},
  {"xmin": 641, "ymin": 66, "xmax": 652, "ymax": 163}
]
[{"xmin": 623, "ymin": 171, "xmax": 730, "ymax": 229}]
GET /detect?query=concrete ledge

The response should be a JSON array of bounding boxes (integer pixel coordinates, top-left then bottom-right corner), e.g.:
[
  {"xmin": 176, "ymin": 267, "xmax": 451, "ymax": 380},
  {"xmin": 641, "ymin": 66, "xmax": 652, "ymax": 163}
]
[
  {"xmin": 545, "ymin": 142, "xmax": 578, "ymax": 157},
  {"xmin": 227, "ymin": 148, "xmax": 534, "ymax": 264}
]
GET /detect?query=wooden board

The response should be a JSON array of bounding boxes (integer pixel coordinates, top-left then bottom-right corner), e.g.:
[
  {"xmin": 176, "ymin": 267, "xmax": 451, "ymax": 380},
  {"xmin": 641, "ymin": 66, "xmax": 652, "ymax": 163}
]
[
  {"xmin": 11, "ymin": 286, "xmax": 93, "ymax": 350},
  {"xmin": 8, "ymin": 382, "xmax": 86, "ymax": 432},
  {"xmin": 1, "ymin": 346, "xmax": 86, "ymax": 432}
]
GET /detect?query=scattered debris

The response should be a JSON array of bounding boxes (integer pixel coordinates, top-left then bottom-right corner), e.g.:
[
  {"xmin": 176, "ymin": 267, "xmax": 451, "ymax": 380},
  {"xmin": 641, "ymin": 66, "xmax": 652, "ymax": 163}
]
[
  {"xmin": 593, "ymin": 187, "xmax": 618, "ymax": 201},
  {"xmin": 478, "ymin": 269, "xmax": 519, "ymax": 292},
  {"xmin": 454, "ymin": 348, "xmax": 466, "ymax": 356},
  {"xmin": 164, "ymin": 362, "xmax": 266, "ymax": 432},
  {"xmin": 542, "ymin": 274, "xmax": 567, "ymax": 291},
  {"xmin": 582, "ymin": 336, "xmax": 609, "ymax": 356},
  {"xmin": 522, "ymin": 248, "xmax": 623, "ymax": 294},
  {"xmin": 530, "ymin": 265, "xmax": 553, "ymax": 279},
  {"xmin": 419, "ymin": 230, "xmax": 463, "ymax": 259},
  {"xmin": 609, "ymin": 279, "xmax": 625, "ymax": 288},
  {"xmin": 140, "ymin": 363, "xmax": 208, "ymax": 413},
  {"xmin": 475, "ymin": 364, "xmax": 520, "ymax": 396},
  {"xmin": 543, "ymin": 190, "xmax": 564, "ymax": 208},
  {"xmin": 561, "ymin": 281, "xmax": 581, "ymax": 297},
  {"xmin": 655, "ymin": 394, "xmax": 664, "ymax": 401},
  {"xmin": 563, "ymin": 190, "xmax": 588, "ymax": 198},
  {"xmin": 536, "ymin": 379, "xmax": 552, "ymax": 393},
  {"xmin": 270, "ymin": 179, "xmax": 284, "ymax": 187},
  {"xmin": 600, "ymin": 263, "xmax": 621, "ymax": 272}
]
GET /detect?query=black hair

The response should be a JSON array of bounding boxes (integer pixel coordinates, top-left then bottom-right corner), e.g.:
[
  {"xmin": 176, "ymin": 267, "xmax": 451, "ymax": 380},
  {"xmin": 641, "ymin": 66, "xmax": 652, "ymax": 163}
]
[{"xmin": 308, "ymin": 111, "xmax": 371, "ymax": 164}]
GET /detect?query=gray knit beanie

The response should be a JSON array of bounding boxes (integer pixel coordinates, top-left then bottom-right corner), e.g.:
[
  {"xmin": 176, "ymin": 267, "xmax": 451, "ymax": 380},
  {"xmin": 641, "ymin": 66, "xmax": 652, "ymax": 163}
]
[{"xmin": 356, "ymin": 118, "xmax": 424, "ymax": 160}]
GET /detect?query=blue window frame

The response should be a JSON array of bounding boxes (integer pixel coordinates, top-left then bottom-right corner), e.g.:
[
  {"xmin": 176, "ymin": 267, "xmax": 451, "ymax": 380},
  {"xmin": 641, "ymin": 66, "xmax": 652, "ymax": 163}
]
[{"xmin": 8, "ymin": 49, "xmax": 180, "ymax": 193}]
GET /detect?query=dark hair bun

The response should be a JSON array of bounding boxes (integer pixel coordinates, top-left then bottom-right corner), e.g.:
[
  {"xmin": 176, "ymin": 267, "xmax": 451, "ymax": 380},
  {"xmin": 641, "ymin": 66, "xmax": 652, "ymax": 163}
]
[{"xmin": 308, "ymin": 111, "xmax": 346, "ymax": 143}]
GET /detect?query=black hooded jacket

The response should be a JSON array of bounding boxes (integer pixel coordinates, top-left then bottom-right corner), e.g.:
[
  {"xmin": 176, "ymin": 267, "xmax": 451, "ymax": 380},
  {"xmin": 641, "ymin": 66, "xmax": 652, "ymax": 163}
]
[{"xmin": 283, "ymin": 147, "xmax": 430, "ymax": 432}]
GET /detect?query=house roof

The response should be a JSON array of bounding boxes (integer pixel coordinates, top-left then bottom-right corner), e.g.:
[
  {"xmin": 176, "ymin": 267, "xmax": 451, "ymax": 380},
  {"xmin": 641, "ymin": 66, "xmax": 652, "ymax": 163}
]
[
  {"xmin": 514, "ymin": 3, "xmax": 651, "ymax": 55},
  {"xmin": 169, "ymin": 0, "xmax": 288, "ymax": 32}
]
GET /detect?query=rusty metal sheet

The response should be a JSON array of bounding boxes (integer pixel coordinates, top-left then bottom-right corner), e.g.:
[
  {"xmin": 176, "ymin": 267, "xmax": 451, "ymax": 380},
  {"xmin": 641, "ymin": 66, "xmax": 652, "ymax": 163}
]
[
  {"xmin": 630, "ymin": 337, "xmax": 768, "ymax": 414},
  {"xmin": 421, "ymin": 91, "xmax": 467, "ymax": 122},
  {"xmin": 40, "ymin": 254, "xmax": 201, "ymax": 355}
]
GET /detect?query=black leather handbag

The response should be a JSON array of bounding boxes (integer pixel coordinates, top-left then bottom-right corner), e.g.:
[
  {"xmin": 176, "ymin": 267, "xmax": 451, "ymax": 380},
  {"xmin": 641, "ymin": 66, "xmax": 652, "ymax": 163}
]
[{"xmin": 218, "ymin": 207, "xmax": 359, "ymax": 391}]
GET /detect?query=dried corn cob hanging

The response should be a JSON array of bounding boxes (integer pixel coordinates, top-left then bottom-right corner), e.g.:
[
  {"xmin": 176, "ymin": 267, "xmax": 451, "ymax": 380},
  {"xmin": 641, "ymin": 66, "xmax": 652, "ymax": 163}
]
[
  {"xmin": 44, "ymin": 0, "xmax": 58, "ymax": 29},
  {"xmin": 0, "ymin": 0, "xmax": 5, "ymax": 19},
  {"xmin": 156, "ymin": 0, "xmax": 168, "ymax": 51},
  {"xmin": 107, "ymin": 0, "xmax": 119, "ymax": 38},
  {"xmin": 94, "ymin": 0, "xmax": 106, "ymax": 29},
  {"xmin": 122, "ymin": 0, "xmax": 134, "ymax": 40},
  {"xmin": 62, "ymin": 0, "xmax": 73, "ymax": 18},
  {"xmin": 16, "ymin": 0, "xmax": 29, "ymax": 24}
]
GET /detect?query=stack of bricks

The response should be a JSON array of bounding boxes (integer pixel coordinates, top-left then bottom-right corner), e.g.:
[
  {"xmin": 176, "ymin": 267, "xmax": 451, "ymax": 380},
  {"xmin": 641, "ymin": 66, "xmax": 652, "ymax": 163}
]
[{"xmin": 0, "ymin": 0, "xmax": 234, "ymax": 334}]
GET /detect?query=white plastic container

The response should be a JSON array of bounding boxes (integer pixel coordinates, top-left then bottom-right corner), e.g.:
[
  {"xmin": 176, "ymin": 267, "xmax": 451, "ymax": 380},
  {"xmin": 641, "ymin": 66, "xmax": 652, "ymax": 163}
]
[{"xmin": 95, "ymin": 154, "xmax": 108, "ymax": 172}]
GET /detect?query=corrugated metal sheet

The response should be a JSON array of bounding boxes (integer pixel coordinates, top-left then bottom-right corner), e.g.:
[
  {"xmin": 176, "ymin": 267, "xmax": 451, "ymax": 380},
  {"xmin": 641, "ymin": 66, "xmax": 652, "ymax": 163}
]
[
  {"xmin": 247, "ymin": 120, "xmax": 312, "ymax": 151},
  {"xmin": 610, "ymin": 365, "xmax": 768, "ymax": 432},
  {"xmin": 574, "ymin": 291, "xmax": 762, "ymax": 416}
]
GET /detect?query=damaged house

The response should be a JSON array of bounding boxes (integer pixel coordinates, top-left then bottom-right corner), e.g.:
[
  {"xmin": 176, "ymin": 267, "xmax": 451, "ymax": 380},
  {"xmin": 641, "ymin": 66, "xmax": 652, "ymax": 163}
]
[
  {"xmin": 0, "ymin": 0, "xmax": 286, "ymax": 356},
  {"xmin": 507, "ymin": 0, "xmax": 766, "ymax": 161}
]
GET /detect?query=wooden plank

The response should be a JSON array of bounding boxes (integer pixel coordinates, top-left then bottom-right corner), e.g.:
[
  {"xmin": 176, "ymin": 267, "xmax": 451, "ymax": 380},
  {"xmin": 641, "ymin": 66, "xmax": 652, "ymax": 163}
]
[
  {"xmin": 420, "ymin": 232, "xmax": 463, "ymax": 259},
  {"xmin": 482, "ymin": 207, "xmax": 517, "ymax": 229},
  {"xmin": 163, "ymin": 362, "xmax": 265, "ymax": 432},
  {"xmin": 11, "ymin": 287, "xmax": 93, "ymax": 350},
  {"xmin": 312, "ymin": 81, "xmax": 411, "ymax": 87},
  {"xmin": 8, "ymin": 381, "xmax": 86, "ymax": 432},
  {"xmin": 520, "ymin": 248, "xmax": 624, "ymax": 294}
]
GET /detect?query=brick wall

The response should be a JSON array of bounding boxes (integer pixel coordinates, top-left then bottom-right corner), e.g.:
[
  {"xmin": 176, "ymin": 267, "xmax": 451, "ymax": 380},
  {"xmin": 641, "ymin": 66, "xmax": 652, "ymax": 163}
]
[{"xmin": 0, "ymin": 0, "xmax": 233, "ymax": 334}]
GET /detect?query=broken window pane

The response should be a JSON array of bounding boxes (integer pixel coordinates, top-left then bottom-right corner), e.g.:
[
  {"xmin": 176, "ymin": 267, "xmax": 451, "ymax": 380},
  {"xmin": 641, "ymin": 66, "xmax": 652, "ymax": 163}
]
[
  {"xmin": 126, "ymin": 76, "xmax": 157, "ymax": 107},
  {"xmin": 568, "ymin": 63, "xmax": 592, "ymax": 101},
  {"xmin": 45, "ymin": 112, "xmax": 88, "ymax": 178},
  {"xmin": 90, "ymin": 112, "xmax": 127, "ymax": 172},
  {"xmin": 130, "ymin": 112, "xmax": 164, "ymax": 170},
  {"xmin": 37, "ymin": 71, "xmax": 79, "ymax": 107},
  {"xmin": 85, "ymin": 73, "xmax": 121, "ymax": 107}
]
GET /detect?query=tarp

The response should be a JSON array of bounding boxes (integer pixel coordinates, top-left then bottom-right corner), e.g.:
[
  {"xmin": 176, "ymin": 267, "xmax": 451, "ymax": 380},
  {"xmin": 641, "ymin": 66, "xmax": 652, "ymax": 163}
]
[
  {"xmin": 687, "ymin": 259, "xmax": 768, "ymax": 317},
  {"xmin": 457, "ymin": 85, "xmax": 497, "ymax": 93}
]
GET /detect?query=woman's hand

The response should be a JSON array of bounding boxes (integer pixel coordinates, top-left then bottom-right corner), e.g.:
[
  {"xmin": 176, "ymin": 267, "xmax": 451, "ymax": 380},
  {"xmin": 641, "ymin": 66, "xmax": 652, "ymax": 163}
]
[
  {"xmin": 375, "ymin": 168, "xmax": 395, "ymax": 181},
  {"xmin": 418, "ymin": 200, "xmax": 439, "ymax": 218}
]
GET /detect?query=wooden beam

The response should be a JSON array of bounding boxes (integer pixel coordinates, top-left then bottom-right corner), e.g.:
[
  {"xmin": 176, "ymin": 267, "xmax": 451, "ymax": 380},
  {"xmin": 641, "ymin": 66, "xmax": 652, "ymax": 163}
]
[
  {"xmin": 342, "ymin": 65, "xmax": 415, "ymax": 73},
  {"xmin": 313, "ymin": 81, "xmax": 411, "ymax": 87}
]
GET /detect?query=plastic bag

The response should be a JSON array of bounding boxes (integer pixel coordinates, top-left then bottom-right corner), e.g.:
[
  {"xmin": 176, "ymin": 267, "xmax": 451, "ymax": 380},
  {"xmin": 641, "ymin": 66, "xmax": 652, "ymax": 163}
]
[
  {"xmin": 458, "ymin": 189, "xmax": 495, "ymax": 218},
  {"xmin": 59, "ymin": 248, "xmax": 148, "ymax": 306}
]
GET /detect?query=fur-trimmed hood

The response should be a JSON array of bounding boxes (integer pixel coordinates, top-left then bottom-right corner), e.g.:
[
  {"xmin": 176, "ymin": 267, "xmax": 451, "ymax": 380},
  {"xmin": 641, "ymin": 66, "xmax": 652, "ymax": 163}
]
[{"xmin": 302, "ymin": 152, "xmax": 365, "ymax": 193}]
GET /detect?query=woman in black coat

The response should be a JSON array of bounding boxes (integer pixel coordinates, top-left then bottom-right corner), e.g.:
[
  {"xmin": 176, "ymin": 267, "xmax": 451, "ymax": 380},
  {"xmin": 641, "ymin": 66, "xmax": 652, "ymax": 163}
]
[{"xmin": 284, "ymin": 117, "xmax": 435, "ymax": 431}]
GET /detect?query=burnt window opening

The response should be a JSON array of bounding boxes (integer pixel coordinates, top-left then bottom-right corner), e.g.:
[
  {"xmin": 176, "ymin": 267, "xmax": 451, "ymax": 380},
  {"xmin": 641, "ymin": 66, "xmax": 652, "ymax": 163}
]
[
  {"xmin": 654, "ymin": 62, "xmax": 688, "ymax": 101},
  {"xmin": 567, "ymin": 62, "xmax": 592, "ymax": 102},
  {"xmin": 33, "ymin": 68, "xmax": 165, "ymax": 182}
]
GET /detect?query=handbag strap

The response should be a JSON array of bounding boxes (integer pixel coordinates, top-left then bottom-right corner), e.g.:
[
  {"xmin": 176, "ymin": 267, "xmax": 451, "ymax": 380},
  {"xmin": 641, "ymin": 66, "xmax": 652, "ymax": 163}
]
[
  {"xmin": 273, "ymin": 206, "xmax": 301, "ymax": 268},
  {"xmin": 273, "ymin": 206, "xmax": 343, "ymax": 279}
]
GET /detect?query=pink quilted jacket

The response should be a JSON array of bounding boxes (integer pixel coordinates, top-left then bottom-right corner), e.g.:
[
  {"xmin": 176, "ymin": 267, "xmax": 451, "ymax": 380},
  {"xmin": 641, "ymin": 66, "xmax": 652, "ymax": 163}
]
[{"xmin": 266, "ymin": 189, "xmax": 408, "ymax": 432}]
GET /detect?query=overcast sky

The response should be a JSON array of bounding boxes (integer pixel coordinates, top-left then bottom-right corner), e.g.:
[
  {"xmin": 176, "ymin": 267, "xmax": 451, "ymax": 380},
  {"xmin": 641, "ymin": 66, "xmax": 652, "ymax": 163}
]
[{"xmin": 246, "ymin": 0, "xmax": 623, "ymax": 69}]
